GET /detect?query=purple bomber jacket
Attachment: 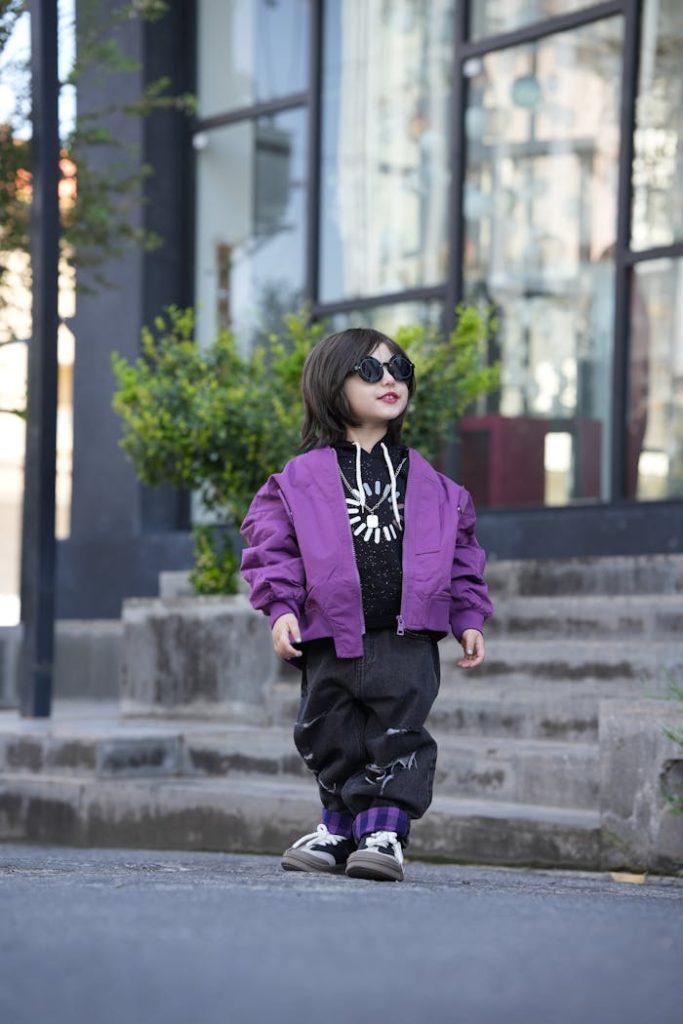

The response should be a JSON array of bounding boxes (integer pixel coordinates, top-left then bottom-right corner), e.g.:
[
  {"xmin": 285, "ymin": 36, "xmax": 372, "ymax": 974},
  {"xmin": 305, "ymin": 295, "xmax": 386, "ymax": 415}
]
[{"xmin": 240, "ymin": 446, "xmax": 493, "ymax": 659}]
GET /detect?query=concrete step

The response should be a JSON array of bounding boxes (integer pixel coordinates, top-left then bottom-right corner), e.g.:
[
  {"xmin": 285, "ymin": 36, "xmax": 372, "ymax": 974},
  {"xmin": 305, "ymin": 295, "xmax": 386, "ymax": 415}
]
[
  {"xmin": 183, "ymin": 727, "xmax": 598, "ymax": 811},
  {"xmin": 419, "ymin": 793, "xmax": 600, "ymax": 868},
  {"xmin": 438, "ymin": 638, "xmax": 682, "ymax": 690},
  {"xmin": 269, "ymin": 639, "xmax": 678, "ymax": 731},
  {"xmin": 433, "ymin": 735, "xmax": 598, "ymax": 810},
  {"xmin": 54, "ymin": 620, "xmax": 123, "ymax": 700},
  {"xmin": 0, "ymin": 716, "xmax": 310, "ymax": 784},
  {"xmin": 182, "ymin": 727, "xmax": 307, "ymax": 780},
  {"xmin": 0, "ymin": 713, "xmax": 307, "ymax": 783},
  {"xmin": 485, "ymin": 594, "xmax": 683, "ymax": 641},
  {"xmin": 0, "ymin": 626, "xmax": 21, "ymax": 709},
  {"xmin": 0, "ymin": 773, "xmax": 601, "ymax": 869},
  {"xmin": 267, "ymin": 679, "xmax": 637, "ymax": 741},
  {"xmin": 0, "ymin": 725, "xmax": 183, "ymax": 780},
  {"xmin": 0, "ymin": 621, "xmax": 123, "ymax": 709},
  {"xmin": 485, "ymin": 553, "xmax": 683, "ymax": 598},
  {"xmin": 430, "ymin": 682, "xmax": 616, "ymax": 741},
  {"xmin": 0, "ymin": 710, "xmax": 600, "ymax": 810}
]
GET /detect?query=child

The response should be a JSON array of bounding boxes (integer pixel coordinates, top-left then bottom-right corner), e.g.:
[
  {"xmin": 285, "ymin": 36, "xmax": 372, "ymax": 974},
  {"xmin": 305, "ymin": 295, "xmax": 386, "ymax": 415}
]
[{"xmin": 240, "ymin": 327, "xmax": 493, "ymax": 882}]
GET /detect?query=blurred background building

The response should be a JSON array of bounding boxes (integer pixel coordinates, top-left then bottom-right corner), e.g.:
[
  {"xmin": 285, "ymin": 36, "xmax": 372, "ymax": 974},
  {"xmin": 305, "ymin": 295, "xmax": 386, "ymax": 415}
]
[{"xmin": 1, "ymin": 0, "xmax": 682, "ymax": 622}]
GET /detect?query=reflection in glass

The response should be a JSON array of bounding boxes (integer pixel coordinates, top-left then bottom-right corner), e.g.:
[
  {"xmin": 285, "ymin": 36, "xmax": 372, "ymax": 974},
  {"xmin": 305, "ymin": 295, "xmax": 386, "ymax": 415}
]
[
  {"xmin": 630, "ymin": 259, "xmax": 683, "ymax": 501},
  {"xmin": 320, "ymin": 0, "xmax": 453, "ymax": 303},
  {"xmin": 631, "ymin": 0, "xmax": 683, "ymax": 251},
  {"xmin": 330, "ymin": 302, "xmax": 443, "ymax": 335},
  {"xmin": 197, "ymin": 0, "xmax": 309, "ymax": 117},
  {"xmin": 194, "ymin": 110, "xmax": 307, "ymax": 351},
  {"xmin": 462, "ymin": 18, "xmax": 623, "ymax": 508},
  {"xmin": 469, "ymin": 0, "xmax": 596, "ymax": 40}
]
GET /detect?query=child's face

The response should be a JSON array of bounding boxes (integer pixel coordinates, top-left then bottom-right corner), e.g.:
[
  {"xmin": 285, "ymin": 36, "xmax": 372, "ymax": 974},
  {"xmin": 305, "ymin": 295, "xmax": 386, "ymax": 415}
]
[{"xmin": 342, "ymin": 342, "xmax": 410, "ymax": 431}]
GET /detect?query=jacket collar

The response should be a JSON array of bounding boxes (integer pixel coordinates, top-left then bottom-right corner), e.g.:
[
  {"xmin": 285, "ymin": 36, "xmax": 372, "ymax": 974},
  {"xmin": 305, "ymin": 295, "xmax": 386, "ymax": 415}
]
[{"xmin": 334, "ymin": 434, "xmax": 406, "ymax": 457}]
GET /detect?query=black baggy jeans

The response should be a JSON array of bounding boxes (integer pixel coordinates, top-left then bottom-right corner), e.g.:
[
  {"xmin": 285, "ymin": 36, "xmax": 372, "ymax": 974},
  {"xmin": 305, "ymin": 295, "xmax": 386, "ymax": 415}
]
[{"xmin": 293, "ymin": 628, "xmax": 441, "ymax": 824}]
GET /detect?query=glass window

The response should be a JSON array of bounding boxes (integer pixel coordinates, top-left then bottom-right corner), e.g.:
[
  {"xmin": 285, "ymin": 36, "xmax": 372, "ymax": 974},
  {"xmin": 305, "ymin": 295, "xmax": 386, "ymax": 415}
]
[
  {"xmin": 320, "ymin": 0, "xmax": 453, "ymax": 304},
  {"xmin": 462, "ymin": 17, "xmax": 623, "ymax": 508},
  {"xmin": 197, "ymin": 0, "xmax": 309, "ymax": 118},
  {"xmin": 330, "ymin": 301, "xmax": 443, "ymax": 334},
  {"xmin": 194, "ymin": 109, "xmax": 307, "ymax": 351},
  {"xmin": 469, "ymin": 1, "xmax": 597, "ymax": 40},
  {"xmin": 631, "ymin": 0, "xmax": 683, "ymax": 251},
  {"xmin": 0, "ymin": 328, "xmax": 27, "ymax": 627},
  {"xmin": 629, "ymin": 259, "xmax": 683, "ymax": 501}
]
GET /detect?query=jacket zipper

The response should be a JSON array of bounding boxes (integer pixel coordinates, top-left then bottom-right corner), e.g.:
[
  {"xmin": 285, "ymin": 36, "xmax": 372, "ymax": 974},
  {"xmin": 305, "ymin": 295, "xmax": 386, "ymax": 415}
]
[
  {"xmin": 396, "ymin": 518, "xmax": 407, "ymax": 637},
  {"xmin": 354, "ymin": 557, "xmax": 366, "ymax": 636},
  {"xmin": 337, "ymin": 461, "xmax": 366, "ymax": 636},
  {"xmin": 396, "ymin": 454, "xmax": 409, "ymax": 637}
]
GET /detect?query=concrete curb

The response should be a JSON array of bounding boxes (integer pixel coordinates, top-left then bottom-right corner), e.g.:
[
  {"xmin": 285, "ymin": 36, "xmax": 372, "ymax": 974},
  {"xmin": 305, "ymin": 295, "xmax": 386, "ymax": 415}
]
[{"xmin": 0, "ymin": 775, "xmax": 600, "ymax": 869}]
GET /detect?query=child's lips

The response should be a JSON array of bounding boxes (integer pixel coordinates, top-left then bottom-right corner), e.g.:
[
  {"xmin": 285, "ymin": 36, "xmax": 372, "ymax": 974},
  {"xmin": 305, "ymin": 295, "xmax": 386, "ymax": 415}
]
[{"xmin": 379, "ymin": 393, "xmax": 399, "ymax": 403}]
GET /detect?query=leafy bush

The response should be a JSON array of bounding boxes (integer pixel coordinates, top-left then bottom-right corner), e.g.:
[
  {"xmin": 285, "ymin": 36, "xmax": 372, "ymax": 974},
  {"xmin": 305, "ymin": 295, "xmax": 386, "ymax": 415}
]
[
  {"xmin": 188, "ymin": 525, "xmax": 241, "ymax": 596},
  {"xmin": 112, "ymin": 307, "xmax": 322, "ymax": 525},
  {"xmin": 112, "ymin": 306, "xmax": 499, "ymax": 592}
]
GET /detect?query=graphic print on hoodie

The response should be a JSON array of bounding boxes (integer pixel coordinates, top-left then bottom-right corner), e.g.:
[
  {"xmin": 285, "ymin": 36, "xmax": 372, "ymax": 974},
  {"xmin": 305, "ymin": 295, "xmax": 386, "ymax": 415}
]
[{"xmin": 334, "ymin": 436, "xmax": 409, "ymax": 631}]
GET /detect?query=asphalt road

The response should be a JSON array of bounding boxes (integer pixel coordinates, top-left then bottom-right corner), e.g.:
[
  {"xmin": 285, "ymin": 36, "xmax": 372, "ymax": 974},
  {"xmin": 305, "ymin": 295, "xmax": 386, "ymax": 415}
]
[{"xmin": 1, "ymin": 844, "xmax": 681, "ymax": 1024}]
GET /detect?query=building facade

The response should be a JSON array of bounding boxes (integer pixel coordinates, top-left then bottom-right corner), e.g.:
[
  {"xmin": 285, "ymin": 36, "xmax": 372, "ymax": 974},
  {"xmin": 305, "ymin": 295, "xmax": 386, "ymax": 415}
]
[{"xmin": 56, "ymin": 0, "xmax": 683, "ymax": 618}]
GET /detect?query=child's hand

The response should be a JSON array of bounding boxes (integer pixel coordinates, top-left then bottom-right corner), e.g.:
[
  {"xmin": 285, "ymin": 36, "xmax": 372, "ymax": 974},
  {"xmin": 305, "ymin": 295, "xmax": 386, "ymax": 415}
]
[
  {"xmin": 272, "ymin": 613, "xmax": 303, "ymax": 660},
  {"xmin": 457, "ymin": 629, "xmax": 485, "ymax": 669}
]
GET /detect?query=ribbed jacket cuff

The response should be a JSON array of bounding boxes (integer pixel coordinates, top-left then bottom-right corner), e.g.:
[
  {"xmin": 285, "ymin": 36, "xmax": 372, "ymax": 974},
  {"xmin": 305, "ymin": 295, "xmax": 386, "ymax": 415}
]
[
  {"xmin": 267, "ymin": 603, "xmax": 299, "ymax": 628},
  {"xmin": 450, "ymin": 609, "xmax": 486, "ymax": 641}
]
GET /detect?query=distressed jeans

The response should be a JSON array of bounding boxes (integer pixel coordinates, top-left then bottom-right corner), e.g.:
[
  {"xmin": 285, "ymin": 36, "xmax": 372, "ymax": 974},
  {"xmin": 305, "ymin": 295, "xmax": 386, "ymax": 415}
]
[{"xmin": 293, "ymin": 628, "xmax": 440, "ymax": 842}]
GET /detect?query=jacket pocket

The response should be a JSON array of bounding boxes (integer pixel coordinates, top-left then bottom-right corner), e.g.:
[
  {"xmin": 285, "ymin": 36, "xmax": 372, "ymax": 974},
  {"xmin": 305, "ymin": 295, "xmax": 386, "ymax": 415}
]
[
  {"xmin": 413, "ymin": 482, "xmax": 443, "ymax": 554},
  {"xmin": 427, "ymin": 594, "xmax": 451, "ymax": 628}
]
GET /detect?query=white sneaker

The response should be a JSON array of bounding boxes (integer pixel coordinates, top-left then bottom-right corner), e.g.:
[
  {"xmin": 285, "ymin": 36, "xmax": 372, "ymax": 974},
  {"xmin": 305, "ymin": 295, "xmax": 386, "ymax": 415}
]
[
  {"xmin": 281, "ymin": 824, "xmax": 355, "ymax": 873},
  {"xmin": 345, "ymin": 830, "xmax": 405, "ymax": 882}
]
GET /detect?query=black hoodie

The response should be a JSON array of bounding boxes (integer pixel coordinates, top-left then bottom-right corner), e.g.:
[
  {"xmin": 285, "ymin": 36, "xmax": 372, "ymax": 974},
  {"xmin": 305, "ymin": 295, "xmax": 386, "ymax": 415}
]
[{"xmin": 333, "ymin": 435, "xmax": 409, "ymax": 631}]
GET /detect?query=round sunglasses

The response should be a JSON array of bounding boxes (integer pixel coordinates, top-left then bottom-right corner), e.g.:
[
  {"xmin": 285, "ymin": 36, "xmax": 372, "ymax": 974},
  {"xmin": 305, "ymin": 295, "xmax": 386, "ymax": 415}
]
[{"xmin": 352, "ymin": 354, "xmax": 414, "ymax": 384}]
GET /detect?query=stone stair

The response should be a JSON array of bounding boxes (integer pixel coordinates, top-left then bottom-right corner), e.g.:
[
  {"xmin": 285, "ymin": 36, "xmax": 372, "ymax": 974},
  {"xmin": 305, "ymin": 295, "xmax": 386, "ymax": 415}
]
[
  {"xmin": 1, "ymin": 554, "xmax": 681, "ymax": 870},
  {"xmin": 263, "ymin": 553, "xmax": 682, "ymax": 867},
  {"xmin": 0, "ymin": 711, "xmax": 602, "ymax": 867}
]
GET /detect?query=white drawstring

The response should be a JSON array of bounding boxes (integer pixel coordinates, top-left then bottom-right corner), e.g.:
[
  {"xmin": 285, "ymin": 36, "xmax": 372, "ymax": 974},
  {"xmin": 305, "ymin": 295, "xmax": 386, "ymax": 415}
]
[
  {"xmin": 352, "ymin": 441, "xmax": 402, "ymax": 528},
  {"xmin": 381, "ymin": 442, "xmax": 401, "ymax": 527},
  {"xmin": 354, "ymin": 441, "xmax": 365, "ymax": 511}
]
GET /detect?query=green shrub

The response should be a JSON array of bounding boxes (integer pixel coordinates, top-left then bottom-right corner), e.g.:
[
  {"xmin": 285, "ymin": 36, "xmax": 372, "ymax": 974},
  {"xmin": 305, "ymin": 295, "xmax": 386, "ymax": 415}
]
[
  {"xmin": 188, "ymin": 525, "xmax": 241, "ymax": 596},
  {"xmin": 112, "ymin": 307, "xmax": 321, "ymax": 525},
  {"xmin": 112, "ymin": 306, "xmax": 499, "ymax": 593}
]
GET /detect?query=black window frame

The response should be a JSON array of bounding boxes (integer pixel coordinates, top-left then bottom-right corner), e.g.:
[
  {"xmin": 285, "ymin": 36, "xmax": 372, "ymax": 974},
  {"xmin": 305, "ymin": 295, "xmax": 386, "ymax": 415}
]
[{"xmin": 189, "ymin": 0, "xmax": 683, "ymax": 558}]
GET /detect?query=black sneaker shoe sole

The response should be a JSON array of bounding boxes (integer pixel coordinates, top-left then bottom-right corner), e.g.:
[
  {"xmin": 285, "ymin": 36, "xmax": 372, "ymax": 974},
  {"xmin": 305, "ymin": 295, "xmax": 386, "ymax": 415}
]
[
  {"xmin": 345, "ymin": 851, "xmax": 404, "ymax": 882},
  {"xmin": 281, "ymin": 849, "xmax": 348, "ymax": 873}
]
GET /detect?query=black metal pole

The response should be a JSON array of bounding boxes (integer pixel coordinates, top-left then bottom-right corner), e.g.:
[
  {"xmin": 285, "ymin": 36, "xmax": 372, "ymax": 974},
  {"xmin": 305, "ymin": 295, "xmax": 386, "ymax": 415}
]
[
  {"xmin": 611, "ymin": 0, "xmax": 641, "ymax": 503},
  {"xmin": 443, "ymin": 0, "xmax": 468, "ymax": 331},
  {"xmin": 19, "ymin": 0, "xmax": 60, "ymax": 717},
  {"xmin": 304, "ymin": 0, "xmax": 322, "ymax": 311}
]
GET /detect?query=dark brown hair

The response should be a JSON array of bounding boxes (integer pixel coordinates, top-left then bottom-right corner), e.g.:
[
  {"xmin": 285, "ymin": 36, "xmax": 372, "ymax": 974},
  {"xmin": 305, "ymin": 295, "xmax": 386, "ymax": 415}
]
[{"xmin": 300, "ymin": 327, "xmax": 416, "ymax": 449}]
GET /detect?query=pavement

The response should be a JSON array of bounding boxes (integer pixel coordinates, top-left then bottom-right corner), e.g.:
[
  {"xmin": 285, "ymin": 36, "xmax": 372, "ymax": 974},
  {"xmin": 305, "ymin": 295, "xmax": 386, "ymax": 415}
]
[{"xmin": 1, "ymin": 844, "xmax": 682, "ymax": 1024}]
